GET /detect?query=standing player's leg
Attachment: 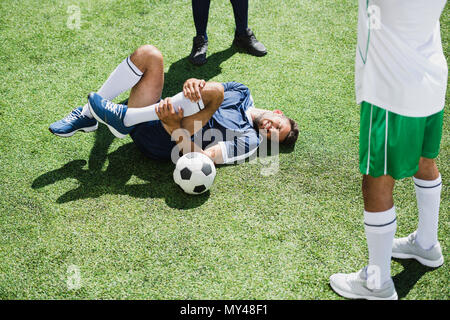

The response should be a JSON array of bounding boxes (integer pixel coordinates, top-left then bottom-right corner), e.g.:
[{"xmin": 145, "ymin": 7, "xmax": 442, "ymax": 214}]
[
  {"xmin": 330, "ymin": 174, "xmax": 398, "ymax": 299},
  {"xmin": 189, "ymin": 0, "xmax": 210, "ymax": 65},
  {"xmin": 361, "ymin": 174, "xmax": 397, "ymax": 289},
  {"xmin": 329, "ymin": 103, "xmax": 398, "ymax": 300},
  {"xmin": 230, "ymin": 0, "xmax": 267, "ymax": 57},
  {"xmin": 392, "ymin": 108, "xmax": 444, "ymax": 268},
  {"xmin": 329, "ymin": 174, "xmax": 399, "ymax": 300},
  {"xmin": 362, "ymin": 175, "xmax": 395, "ymax": 212},
  {"xmin": 230, "ymin": 0, "xmax": 248, "ymax": 37}
]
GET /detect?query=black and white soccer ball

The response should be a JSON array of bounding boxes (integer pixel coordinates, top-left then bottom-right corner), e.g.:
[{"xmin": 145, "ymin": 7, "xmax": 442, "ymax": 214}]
[{"xmin": 173, "ymin": 152, "xmax": 216, "ymax": 195}]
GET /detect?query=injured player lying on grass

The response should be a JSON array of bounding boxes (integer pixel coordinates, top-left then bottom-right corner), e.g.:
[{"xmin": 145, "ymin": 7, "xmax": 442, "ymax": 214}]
[{"xmin": 49, "ymin": 44, "xmax": 299, "ymax": 164}]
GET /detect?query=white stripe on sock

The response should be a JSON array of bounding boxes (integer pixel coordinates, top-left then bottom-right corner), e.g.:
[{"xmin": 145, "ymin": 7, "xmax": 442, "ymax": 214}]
[
  {"xmin": 413, "ymin": 174, "xmax": 442, "ymax": 189},
  {"xmin": 97, "ymin": 56, "xmax": 143, "ymax": 101},
  {"xmin": 126, "ymin": 56, "xmax": 143, "ymax": 77},
  {"xmin": 364, "ymin": 207, "xmax": 396, "ymax": 228}
]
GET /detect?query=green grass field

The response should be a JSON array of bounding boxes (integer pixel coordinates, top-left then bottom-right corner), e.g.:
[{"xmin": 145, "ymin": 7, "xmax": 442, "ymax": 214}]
[{"xmin": 0, "ymin": 0, "xmax": 448, "ymax": 300}]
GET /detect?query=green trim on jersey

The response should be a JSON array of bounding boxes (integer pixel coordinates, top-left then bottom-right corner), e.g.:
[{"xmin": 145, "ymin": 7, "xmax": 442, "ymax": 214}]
[
  {"xmin": 359, "ymin": 102, "xmax": 443, "ymax": 180},
  {"xmin": 358, "ymin": 0, "xmax": 371, "ymax": 64}
]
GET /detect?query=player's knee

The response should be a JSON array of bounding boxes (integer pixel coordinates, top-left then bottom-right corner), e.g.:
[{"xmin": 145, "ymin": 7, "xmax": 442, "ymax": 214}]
[
  {"xmin": 131, "ymin": 44, "xmax": 163, "ymax": 68},
  {"xmin": 145, "ymin": 45, "xmax": 163, "ymax": 62}
]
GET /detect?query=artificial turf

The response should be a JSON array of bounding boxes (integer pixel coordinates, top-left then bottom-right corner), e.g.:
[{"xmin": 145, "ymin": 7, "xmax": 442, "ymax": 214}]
[{"xmin": 0, "ymin": 0, "xmax": 448, "ymax": 299}]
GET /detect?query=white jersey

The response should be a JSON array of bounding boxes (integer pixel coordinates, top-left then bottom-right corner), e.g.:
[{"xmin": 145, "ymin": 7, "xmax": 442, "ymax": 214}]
[{"xmin": 355, "ymin": 0, "xmax": 448, "ymax": 117}]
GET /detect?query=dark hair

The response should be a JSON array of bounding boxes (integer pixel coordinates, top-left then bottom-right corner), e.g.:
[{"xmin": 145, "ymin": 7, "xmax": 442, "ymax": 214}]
[{"xmin": 281, "ymin": 117, "xmax": 299, "ymax": 146}]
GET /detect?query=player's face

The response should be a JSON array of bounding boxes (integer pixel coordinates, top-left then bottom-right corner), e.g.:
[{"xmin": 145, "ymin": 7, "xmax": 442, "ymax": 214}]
[{"xmin": 255, "ymin": 111, "xmax": 291, "ymax": 142}]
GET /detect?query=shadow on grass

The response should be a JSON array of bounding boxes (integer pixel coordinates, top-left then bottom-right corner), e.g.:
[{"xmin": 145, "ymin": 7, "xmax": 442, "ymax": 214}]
[
  {"xmin": 392, "ymin": 258, "xmax": 437, "ymax": 299},
  {"xmin": 32, "ymin": 126, "xmax": 209, "ymax": 209},
  {"xmin": 162, "ymin": 46, "xmax": 238, "ymax": 97}
]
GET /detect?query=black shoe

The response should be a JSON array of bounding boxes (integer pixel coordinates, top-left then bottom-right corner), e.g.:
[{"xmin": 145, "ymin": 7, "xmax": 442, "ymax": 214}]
[
  {"xmin": 189, "ymin": 35, "xmax": 208, "ymax": 66},
  {"xmin": 233, "ymin": 28, "xmax": 267, "ymax": 57}
]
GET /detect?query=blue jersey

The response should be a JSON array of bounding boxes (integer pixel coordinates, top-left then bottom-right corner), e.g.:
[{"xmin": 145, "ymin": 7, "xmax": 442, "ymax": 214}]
[{"xmin": 130, "ymin": 82, "xmax": 261, "ymax": 163}]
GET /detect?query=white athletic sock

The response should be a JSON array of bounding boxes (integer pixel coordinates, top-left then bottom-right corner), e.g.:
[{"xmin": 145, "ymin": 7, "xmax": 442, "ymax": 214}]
[
  {"xmin": 364, "ymin": 207, "xmax": 397, "ymax": 289},
  {"xmin": 414, "ymin": 174, "xmax": 442, "ymax": 250},
  {"xmin": 81, "ymin": 56, "xmax": 144, "ymax": 118},
  {"xmin": 123, "ymin": 91, "xmax": 205, "ymax": 127}
]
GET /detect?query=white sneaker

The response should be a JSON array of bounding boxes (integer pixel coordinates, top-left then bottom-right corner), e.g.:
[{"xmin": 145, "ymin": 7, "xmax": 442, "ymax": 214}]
[
  {"xmin": 392, "ymin": 232, "xmax": 444, "ymax": 268},
  {"xmin": 330, "ymin": 267, "xmax": 398, "ymax": 300}
]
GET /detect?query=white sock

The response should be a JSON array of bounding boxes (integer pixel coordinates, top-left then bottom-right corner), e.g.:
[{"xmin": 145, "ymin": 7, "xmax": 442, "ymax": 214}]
[
  {"xmin": 364, "ymin": 207, "xmax": 397, "ymax": 289},
  {"xmin": 123, "ymin": 91, "xmax": 205, "ymax": 127},
  {"xmin": 81, "ymin": 56, "xmax": 143, "ymax": 118},
  {"xmin": 414, "ymin": 174, "xmax": 442, "ymax": 249}
]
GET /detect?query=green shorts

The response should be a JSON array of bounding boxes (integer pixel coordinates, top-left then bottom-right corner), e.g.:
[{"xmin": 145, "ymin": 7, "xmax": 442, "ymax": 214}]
[{"xmin": 359, "ymin": 101, "xmax": 444, "ymax": 180}]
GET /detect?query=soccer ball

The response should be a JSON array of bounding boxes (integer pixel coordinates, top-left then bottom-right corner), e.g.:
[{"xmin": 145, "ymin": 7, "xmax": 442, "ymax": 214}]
[{"xmin": 173, "ymin": 152, "xmax": 216, "ymax": 195}]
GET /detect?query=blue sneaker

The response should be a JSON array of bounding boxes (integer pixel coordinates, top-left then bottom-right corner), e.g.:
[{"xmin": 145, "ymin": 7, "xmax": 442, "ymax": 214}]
[
  {"xmin": 49, "ymin": 106, "xmax": 98, "ymax": 137},
  {"xmin": 87, "ymin": 92, "xmax": 134, "ymax": 139}
]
